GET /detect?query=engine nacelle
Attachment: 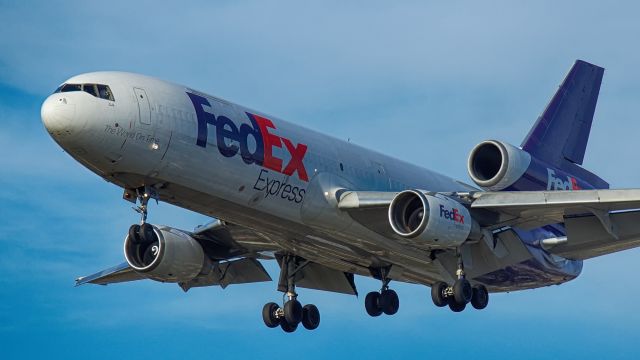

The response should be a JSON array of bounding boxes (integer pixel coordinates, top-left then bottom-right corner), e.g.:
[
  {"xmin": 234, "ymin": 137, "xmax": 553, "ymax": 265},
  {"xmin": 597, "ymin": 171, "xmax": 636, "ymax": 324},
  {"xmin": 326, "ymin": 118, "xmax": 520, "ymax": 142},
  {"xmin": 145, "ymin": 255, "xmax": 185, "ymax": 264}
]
[
  {"xmin": 467, "ymin": 140, "xmax": 531, "ymax": 191},
  {"xmin": 388, "ymin": 190, "xmax": 479, "ymax": 248},
  {"xmin": 124, "ymin": 224, "xmax": 205, "ymax": 283}
]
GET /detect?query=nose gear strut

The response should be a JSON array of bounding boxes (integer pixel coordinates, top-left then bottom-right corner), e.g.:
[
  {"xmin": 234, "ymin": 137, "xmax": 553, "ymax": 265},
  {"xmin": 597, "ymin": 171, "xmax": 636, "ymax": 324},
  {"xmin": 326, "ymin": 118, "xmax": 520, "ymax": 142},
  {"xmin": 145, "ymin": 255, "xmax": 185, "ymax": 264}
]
[
  {"xmin": 132, "ymin": 186, "xmax": 158, "ymax": 224},
  {"xmin": 127, "ymin": 186, "xmax": 160, "ymax": 248}
]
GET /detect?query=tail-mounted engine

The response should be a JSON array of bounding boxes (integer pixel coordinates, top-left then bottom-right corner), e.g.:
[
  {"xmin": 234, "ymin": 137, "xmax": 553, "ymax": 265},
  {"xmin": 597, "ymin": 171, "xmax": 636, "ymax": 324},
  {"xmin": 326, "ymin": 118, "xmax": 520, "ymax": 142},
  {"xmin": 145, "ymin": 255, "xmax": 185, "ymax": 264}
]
[
  {"xmin": 388, "ymin": 190, "xmax": 480, "ymax": 248},
  {"xmin": 124, "ymin": 224, "xmax": 205, "ymax": 283},
  {"xmin": 467, "ymin": 140, "xmax": 600, "ymax": 191},
  {"xmin": 467, "ymin": 140, "xmax": 531, "ymax": 191}
]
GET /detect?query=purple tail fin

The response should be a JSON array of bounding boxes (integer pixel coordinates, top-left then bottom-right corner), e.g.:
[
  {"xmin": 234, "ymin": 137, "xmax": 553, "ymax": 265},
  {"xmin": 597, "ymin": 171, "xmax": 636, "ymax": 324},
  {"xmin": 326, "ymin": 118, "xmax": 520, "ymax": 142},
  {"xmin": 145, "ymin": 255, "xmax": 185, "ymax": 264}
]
[
  {"xmin": 521, "ymin": 60, "xmax": 608, "ymax": 189},
  {"xmin": 522, "ymin": 60, "xmax": 603, "ymax": 165}
]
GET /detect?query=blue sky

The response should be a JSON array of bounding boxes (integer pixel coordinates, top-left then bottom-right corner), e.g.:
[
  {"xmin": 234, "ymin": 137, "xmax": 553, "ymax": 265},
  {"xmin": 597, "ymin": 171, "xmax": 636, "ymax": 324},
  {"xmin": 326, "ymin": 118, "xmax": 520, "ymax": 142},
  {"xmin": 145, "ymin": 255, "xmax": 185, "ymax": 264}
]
[{"xmin": 1, "ymin": 1, "xmax": 640, "ymax": 358}]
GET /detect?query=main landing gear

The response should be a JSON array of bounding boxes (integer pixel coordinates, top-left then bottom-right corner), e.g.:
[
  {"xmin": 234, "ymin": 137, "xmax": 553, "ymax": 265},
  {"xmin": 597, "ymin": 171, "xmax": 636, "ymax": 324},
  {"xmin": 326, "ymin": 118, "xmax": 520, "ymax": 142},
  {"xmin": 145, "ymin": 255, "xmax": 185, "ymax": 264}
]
[
  {"xmin": 262, "ymin": 255, "xmax": 321, "ymax": 333},
  {"xmin": 430, "ymin": 254, "xmax": 489, "ymax": 312},
  {"xmin": 364, "ymin": 268, "xmax": 400, "ymax": 317}
]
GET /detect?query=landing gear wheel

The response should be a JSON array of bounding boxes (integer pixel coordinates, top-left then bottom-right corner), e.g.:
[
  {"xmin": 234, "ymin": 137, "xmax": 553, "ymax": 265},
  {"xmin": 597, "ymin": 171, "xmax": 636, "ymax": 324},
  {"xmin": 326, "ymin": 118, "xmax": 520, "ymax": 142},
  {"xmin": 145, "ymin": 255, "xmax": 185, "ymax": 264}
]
[
  {"xmin": 365, "ymin": 291, "xmax": 383, "ymax": 317},
  {"xmin": 262, "ymin": 302, "xmax": 281, "ymax": 328},
  {"xmin": 448, "ymin": 299, "xmax": 466, "ymax": 312},
  {"xmin": 280, "ymin": 318, "xmax": 298, "ymax": 333},
  {"xmin": 453, "ymin": 278, "xmax": 472, "ymax": 304},
  {"xmin": 302, "ymin": 304, "xmax": 320, "ymax": 330},
  {"xmin": 380, "ymin": 289, "xmax": 400, "ymax": 315},
  {"xmin": 139, "ymin": 223, "xmax": 156, "ymax": 244},
  {"xmin": 128, "ymin": 224, "xmax": 142, "ymax": 244},
  {"xmin": 431, "ymin": 281, "xmax": 448, "ymax": 307},
  {"xmin": 471, "ymin": 285, "xmax": 489, "ymax": 310},
  {"xmin": 284, "ymin": 299, "xmax": 303, "ymax": 325}
]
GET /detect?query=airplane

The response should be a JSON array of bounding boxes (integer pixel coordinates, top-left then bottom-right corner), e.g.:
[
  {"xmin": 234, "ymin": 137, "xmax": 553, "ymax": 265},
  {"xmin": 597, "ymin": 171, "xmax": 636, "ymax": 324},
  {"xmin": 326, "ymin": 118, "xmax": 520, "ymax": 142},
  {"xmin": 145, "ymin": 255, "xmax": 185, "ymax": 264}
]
[{"xmin": 40, "ymin": 60, "xmax": 640, "ymax": 333}]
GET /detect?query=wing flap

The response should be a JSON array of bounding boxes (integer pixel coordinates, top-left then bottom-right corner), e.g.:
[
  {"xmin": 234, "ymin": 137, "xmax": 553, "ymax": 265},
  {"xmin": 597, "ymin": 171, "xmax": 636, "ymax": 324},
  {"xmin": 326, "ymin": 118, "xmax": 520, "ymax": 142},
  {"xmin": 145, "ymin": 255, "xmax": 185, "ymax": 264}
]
[
  {"xmin": 554, "ymin": 210, "xmax": 640, "ymax": 259},
  {"xmin": 179, "ymin": 257, "xmax": 272, "ymax": 291}
]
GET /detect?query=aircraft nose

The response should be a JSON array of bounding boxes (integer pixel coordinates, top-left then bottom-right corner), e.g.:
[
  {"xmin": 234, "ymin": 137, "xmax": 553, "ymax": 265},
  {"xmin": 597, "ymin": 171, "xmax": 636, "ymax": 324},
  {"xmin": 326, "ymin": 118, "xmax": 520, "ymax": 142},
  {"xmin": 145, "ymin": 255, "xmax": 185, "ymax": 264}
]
[{"xmin": 41, "ymin": 94, "xmax": 77, "ymax": 139}]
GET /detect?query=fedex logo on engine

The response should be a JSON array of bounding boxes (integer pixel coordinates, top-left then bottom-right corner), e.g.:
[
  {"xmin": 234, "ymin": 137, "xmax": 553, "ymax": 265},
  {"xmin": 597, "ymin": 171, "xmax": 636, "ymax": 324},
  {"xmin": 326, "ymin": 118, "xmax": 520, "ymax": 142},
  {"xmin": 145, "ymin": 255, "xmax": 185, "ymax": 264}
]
[
  {"xmin": 439, "ymin": 205, "xmax": 465, "ymax": 224},
  {"xmin": 187, "ymin": 92, "xmax": 309, "ymax": 182},
  {"xmin": 547, "ymin": 168, "xmax": 581, "ymax": 191}
]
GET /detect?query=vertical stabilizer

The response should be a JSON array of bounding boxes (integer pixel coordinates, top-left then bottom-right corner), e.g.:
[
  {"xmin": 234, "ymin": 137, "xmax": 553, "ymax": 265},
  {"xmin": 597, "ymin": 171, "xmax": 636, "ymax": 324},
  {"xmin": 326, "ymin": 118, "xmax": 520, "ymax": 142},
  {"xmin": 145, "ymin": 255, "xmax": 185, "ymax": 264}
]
[{"xmin": 521, "ymin": 60, "xmax": 604, "ymax": 167}]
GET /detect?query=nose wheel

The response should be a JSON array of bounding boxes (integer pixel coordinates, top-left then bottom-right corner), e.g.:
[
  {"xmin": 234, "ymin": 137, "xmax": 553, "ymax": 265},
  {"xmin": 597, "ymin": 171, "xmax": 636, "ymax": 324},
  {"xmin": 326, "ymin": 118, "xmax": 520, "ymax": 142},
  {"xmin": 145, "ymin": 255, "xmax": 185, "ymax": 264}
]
[{"xmin": 261, "ymin": 255, "xmax": 321, "ymax": 332}]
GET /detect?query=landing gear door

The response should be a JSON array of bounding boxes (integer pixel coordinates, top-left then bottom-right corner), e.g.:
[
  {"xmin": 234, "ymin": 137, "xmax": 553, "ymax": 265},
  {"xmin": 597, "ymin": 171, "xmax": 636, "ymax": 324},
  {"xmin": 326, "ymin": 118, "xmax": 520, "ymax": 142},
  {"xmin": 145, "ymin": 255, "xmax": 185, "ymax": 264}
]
[{"xmin": 134, "ymin": 87, "xmax": 151, "ymax": 125}]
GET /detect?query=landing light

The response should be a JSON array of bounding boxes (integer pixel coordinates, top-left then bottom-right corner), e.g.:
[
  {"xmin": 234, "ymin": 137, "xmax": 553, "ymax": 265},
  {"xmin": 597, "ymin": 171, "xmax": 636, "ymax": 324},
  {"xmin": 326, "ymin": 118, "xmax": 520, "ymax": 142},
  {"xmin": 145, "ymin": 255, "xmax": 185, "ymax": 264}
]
[{"xmin": 151, "ymin": 143, "xmax": 159, "ymax": 150}]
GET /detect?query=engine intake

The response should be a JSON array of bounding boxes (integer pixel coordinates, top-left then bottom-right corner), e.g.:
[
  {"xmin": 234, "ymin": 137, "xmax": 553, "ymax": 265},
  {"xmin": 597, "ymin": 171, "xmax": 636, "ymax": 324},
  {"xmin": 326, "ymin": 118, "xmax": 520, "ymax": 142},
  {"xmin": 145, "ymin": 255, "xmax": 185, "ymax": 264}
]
[
  {"xmin": 467, "ymin": 140, "xmax": 531, "ymax": 190},
  {"xmin": 388, "ymin": 190, "xmax": 478, "ymax": 248},
  {"xmin": 124, "ymin": 224, "xmax": 205, "ymax": 283}
]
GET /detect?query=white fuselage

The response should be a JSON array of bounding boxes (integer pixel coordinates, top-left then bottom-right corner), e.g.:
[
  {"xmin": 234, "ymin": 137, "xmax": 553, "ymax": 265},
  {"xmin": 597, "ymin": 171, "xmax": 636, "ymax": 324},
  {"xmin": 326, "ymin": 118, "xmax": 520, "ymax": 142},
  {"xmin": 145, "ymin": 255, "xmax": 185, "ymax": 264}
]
[{"xmin": 41, "ymin": 72, "xmax": 580, "ymax": 291}]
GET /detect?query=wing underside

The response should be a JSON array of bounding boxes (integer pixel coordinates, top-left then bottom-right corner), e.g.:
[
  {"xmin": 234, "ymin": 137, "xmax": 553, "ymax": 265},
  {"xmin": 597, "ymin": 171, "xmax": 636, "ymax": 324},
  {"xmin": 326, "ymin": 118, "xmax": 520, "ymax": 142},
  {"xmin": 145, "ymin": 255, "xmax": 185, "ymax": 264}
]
[{"xmin": 338, "ymin": 188, "xmax": 640, "ymax": 260}]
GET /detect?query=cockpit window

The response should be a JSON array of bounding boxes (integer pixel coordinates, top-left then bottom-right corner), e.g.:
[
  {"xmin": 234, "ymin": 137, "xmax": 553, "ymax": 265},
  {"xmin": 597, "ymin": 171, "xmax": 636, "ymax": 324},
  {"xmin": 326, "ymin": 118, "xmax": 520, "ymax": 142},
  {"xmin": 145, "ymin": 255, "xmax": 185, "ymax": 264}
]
[
  {"xmin": 59, "ymin": 84, "xmax": 81, "ymax": 92},
  {"xmin": 82, "ymin": 84, "xmax": 97, "ymax": 97},
  {"xmin": 96, "ymin": 84, "xmax": 115, "ymax": 101},
  {"xmin": 55, "ymin": 83, "xmax": 115, "ymax": 101}
]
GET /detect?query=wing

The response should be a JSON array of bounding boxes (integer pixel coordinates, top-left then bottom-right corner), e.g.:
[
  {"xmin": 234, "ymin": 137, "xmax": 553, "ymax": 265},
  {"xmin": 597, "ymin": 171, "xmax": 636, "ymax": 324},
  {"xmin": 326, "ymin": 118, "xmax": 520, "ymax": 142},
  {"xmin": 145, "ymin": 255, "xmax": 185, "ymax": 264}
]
[
  {"xmin": 75, "ymin": 262, "xmax": 143, "ymax": 286},
  {"xmin": 76, "ymin": 220, "xmax": 274, "ymax": 288},
  {"xmin": 338, "ymin": 189, "xmax": 640, "ymax": 260},
  {"xmin": 76, "ymin": 220, "xmax": 358, "ymax": 295}
]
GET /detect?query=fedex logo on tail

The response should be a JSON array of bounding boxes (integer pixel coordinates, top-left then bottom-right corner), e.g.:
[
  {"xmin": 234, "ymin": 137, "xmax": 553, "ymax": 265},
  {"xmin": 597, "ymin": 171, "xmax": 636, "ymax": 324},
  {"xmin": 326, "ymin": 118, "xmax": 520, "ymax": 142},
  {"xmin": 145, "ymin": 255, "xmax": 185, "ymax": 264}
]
[
  {"xmin": 187, "ymin": 92, "xmax": 309, "ymax": 182},
  {"xmin": 547, "ymin": 168, "xmax": 581, "ymax": 190},
  {"xmin": 439, "ymin": 205, "xmax": 465, "ymax": 224}
]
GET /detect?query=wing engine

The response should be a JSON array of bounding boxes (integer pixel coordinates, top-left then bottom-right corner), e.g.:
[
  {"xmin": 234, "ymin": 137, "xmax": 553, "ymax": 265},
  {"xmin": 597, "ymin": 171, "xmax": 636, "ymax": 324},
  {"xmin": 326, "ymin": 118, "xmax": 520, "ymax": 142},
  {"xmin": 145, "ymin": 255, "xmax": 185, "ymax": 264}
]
[
  {"xmin": 388, "ymin": 190, "xmax": 481, "ymax": 248},
  {"xmin": 124, "ymin": 224, "xmax": 205, "ymax": 283}
]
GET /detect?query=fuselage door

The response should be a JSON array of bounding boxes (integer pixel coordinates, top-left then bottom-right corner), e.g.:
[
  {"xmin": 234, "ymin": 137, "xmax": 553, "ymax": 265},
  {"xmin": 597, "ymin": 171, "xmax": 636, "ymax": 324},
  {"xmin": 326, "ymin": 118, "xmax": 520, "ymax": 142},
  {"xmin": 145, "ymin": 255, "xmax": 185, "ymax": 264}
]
[{"xmin": 134, "ymin": 87, "xmax": 151, "ymax": 125}]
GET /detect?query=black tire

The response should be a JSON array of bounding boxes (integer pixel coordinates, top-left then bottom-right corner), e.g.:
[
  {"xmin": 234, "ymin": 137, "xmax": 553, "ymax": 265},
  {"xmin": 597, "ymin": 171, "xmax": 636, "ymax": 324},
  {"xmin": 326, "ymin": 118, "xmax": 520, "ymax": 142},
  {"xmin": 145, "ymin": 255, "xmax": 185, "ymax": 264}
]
[
  {"xmin": 453, "ymin": 278, "xmax": 472, "ymax": 304},
  {"xmin": 128, "ymin": 224, "xmax": 142, "ymax": 244},
  {"xmin": 365, "ymin": 291, "xmax": 383, "ymax": 317},
  {"xmin": 139, "ymin": 223, "xmax": 156, "ymax": 244},
  {"xmin": 380, "ymin": 289, "xmax": 400, "ymax": 315},
  {"xmin": 284, "ymin": 299, "xmax": 303, "ymax": 325},
  {"xmin": 431, "ymin": 281, "xmax": 448, "ymax": 307},
  {"xmin": 471, "ymin": 285, "xmax": 489, "ymax": 310},
  {"xmin": 302, "ymin": 304, "xmax": 320, "ymax": 330},
  {"xmin": 448, "ymin": 298, "xmax": 466, "ymax": 312},
  {"xmin": 280, "ymin": 318, "xmax": 298, "ymax": 333},
  {"xmin": 262, "ymin": 302, "xmax": 280, "ymax": 328}
]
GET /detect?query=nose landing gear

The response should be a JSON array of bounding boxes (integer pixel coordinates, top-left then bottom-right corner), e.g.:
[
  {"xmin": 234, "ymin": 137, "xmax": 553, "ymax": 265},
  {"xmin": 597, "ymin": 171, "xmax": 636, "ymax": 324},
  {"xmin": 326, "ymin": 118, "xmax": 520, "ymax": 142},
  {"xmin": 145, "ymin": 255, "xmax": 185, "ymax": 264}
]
[
  {"xmin": 261, "ymin": 255, "xmax": 321, "ymax": 332},
  {"xmin": 125, "ymin": 186, "xmax": 160, "ymax": 247}
]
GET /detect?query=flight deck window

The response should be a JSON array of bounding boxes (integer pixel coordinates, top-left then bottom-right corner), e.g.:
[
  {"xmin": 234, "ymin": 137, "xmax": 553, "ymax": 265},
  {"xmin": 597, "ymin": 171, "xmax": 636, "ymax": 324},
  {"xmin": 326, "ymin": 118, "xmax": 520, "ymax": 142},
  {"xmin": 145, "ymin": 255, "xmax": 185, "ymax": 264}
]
[
  {"xmin": 83, "ymin": 84, "xmax": 97, "ymax": 97},
  {"xmin": 54, "ymin": 83, "xmax": 114, "ymax": 101},
  {"xmin": 97, "ymin": 84, "xmax": 114, "ymax": 101},
  {"xmin": 60, "ymin": 84, "xmax": 81, "ymax": 92}
]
